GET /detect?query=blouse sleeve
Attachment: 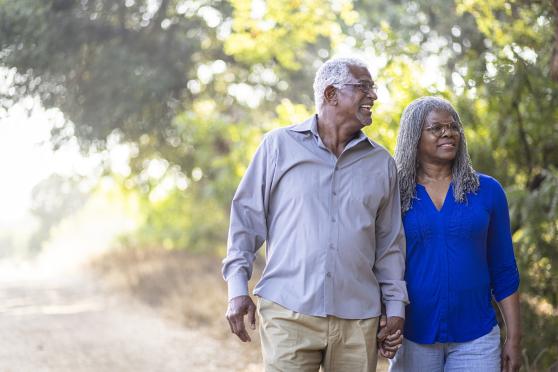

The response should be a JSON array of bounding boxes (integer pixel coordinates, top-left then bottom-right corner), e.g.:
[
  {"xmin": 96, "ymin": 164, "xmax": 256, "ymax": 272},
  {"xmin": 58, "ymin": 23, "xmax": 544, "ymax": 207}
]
[{"xmin": 486, "ymin": 177, "xmax": 520, "ymax": 302}]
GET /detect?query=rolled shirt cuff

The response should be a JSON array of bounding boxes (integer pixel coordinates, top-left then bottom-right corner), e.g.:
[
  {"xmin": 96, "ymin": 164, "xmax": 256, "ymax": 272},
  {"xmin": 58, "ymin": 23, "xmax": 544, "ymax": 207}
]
[
  {"xmin": 227, "ymin": 272, "xmax": 249, "ymax": 301},
  {"xmin": 385, "ymin": 300, "xmax": 406, "ymax": 319}
]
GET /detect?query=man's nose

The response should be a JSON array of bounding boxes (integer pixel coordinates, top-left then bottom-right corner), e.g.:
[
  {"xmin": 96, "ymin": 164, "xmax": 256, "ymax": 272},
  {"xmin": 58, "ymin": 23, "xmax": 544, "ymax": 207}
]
[{"xmin": 366, "ymin": 89, "xmax": 377, "ymax": 100}]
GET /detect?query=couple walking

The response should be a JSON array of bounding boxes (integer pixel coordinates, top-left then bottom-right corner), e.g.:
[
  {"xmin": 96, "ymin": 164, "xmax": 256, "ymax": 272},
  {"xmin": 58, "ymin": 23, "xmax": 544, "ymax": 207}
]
[{"xmin": 222, "ymin": 57, "xmax": 521, "ymax": 372}]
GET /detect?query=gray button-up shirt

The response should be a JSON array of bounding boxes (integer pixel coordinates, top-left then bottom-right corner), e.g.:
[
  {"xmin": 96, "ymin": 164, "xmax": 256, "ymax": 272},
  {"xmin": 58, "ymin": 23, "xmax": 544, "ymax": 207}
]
[{"xmin": 222, "ymin": 115, "xmax": 408, "ymax": 319}]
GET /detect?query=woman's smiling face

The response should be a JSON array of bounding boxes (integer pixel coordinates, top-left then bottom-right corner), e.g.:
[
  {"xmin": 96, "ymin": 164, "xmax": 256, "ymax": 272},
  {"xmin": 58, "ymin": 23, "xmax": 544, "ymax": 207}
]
[{"xmin": 418, "ymin": 110, "xmax": 461, "ymax": 165}]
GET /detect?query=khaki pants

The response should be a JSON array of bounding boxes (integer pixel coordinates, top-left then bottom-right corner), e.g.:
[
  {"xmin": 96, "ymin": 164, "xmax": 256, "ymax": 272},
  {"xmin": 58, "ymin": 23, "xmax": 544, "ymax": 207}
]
[{"xmin": 257, "ymin": 297, "xmax": 379, "ymax": 372}]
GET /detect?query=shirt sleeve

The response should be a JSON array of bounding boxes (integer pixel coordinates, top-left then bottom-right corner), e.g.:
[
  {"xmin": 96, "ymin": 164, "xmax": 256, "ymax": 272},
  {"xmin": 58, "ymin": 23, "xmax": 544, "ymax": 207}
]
[
  {"xmin": 373, "ymin": 158, "xmax": 409, "ymax": 318},
  {"xmin": 487, "ymin": 178, "xmax": 520, "ymax": 302},
  {"xmin": 221, "ymin": 135, "xmax": 275, "ymax": 300}
]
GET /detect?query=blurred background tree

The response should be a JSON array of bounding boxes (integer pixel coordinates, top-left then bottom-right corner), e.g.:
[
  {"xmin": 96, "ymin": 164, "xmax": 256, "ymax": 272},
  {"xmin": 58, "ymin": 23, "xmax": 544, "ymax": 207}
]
[{"xmin": 0, "ymin": 0, "xmax": 556, "ymax": 368}]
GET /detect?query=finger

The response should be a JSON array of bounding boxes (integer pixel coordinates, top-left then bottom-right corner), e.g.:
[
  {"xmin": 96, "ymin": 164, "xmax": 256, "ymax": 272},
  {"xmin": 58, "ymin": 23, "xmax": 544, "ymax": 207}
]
[
  {"xmin": 378, "ymin": 345, "xmax": 389, "ymax": 358},
  {"xmin": 377, "ymin": 328, "xmax": 388, "ymax": 342},
  {"xmin": 232, "ymin": 315, "xmax": 248, "ymax": 342},
  {"xmin": 383, "ymin": 341, "xmax": 402, "ymax": 350},
  {"xmin": 381, "ymin": 349, "xmax": 395, "ymax": 359},
  {"xmin": 384, "ymin": 333, "xmax": 403, "ymax": 345},
  {"xmin": 383, "ymin": 337, "xmax": 403, "ymax": 348},
  {"xmin": 381, "ymin": 342, "xmax": 400, "ymax": 352},
  {"xmin": 248, "ymin": 302, "xmax": 256, "ymax": 330},
  {"xmin": 382, "ymin": 331, "xmax": 402, "ymax": 348},
  {"xmin": 227, "ymin": 312, "xmax": 238, "ymax": 335},
  {"xmin": 382, "ymin": 346, "xmax": 398, "ymax": 352},
  {"xmin": 225, "ymin": 307, "xmax": 236, "ymax": 333},
  {"xmin": 379, "ymin": 342, "xmax": 397, "ymax": 359},
  {"xmin": 380, "ymin": 315, "xmax": 387, "ymax": 328},
  {"xmin": 238, "ymin": 328, "xmax": 252, "ymax": 342},
  {"xmin": 226, "ymin": 316, "xmax": 234, "ymax": 334},
  {"xmin": 231, "ymin": 313, "xmax": 247, "ymax": 339},
  {"xmin": 385, "ymin": 330, "xmax": 402, "ymax": 341},
  {"xmin": 234, "ymin": 316, "xmax": 247, "ymax": 335},
  {"xmin": 501, "ymin": 356, "xmax": 509, "ymax": 372}
]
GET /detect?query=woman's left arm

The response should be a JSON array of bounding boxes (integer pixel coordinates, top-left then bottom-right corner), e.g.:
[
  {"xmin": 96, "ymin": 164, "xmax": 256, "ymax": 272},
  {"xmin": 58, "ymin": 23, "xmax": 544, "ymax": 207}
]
[
  {"xmin": 485, "ymin": 177, "xmax": 522, "ymax": 372},
  {"xmin": 497, "ymin": 292, "xmax": 521, "ymax": 372}
]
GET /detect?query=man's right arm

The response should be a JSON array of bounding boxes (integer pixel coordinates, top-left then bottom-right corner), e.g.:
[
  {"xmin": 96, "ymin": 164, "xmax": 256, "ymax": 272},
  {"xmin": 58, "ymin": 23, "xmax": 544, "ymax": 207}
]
[
  {"xmin": 374, "ymin": 159, "xmax": 408, "ymax": 355},
  {"xmin": 373, "ymin": 159, "xmax": 408, "ymax": 319},
  {"xmin": 222, "ymin": 135, "xmax": 275, "ymax": 341}
]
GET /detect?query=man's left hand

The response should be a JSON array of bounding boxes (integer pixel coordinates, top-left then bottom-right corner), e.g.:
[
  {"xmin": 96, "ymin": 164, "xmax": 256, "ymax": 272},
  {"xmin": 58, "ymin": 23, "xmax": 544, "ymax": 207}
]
[{"xmin": 377, "ymin": 315, "xmax": 404, "ymax": 359}]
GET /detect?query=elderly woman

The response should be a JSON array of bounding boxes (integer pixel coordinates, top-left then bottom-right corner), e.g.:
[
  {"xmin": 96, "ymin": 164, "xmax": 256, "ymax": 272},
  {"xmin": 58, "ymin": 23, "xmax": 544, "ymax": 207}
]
[{"xmin": 388, "ymin": 97, "xmax": 521, "ymax": 371}]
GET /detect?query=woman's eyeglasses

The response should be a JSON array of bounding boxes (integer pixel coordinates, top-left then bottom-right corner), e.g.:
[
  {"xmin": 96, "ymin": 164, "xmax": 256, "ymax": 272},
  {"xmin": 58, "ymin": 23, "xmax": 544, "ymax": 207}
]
[{"xmin": 424, "ymin": 123, "xmax": 461, "ymax": 137}]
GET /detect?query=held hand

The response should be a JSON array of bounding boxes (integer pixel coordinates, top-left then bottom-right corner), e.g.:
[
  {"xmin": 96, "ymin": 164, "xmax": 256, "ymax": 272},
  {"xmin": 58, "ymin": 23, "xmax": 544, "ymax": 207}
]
[
  {"xmin": 377, "ymin": 316, "xmax": 404, "ymax": 341},
  {"xmin": 377, "ymin": 316, "xmax": 404, "ymax": 359},
  {"xmin": 225, "ymin": 295, "xmax": 256, "ymax": 342},
  {"xmin": 501, "ymin": 338, "xmax": 521, "ymax": 372},
  {"xmin": 379, "ymin": 329, "xmax": 403, "ymax": 359}
]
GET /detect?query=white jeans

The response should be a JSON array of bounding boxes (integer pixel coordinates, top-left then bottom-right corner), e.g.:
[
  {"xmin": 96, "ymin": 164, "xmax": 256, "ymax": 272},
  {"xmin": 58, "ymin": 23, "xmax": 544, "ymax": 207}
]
[{"xmin": 389, "ymin": 325, "xmax": 501, "ymax": 372}]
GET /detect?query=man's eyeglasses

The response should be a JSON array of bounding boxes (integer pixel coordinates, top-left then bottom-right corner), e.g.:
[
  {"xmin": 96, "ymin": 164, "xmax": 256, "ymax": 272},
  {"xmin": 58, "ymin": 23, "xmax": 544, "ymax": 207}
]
[
  {"xmin": 341, "ymin": 81, "xmax": 378, "ymax": 94},
  {"xmin": 424, "ymin": 123, "xmax": 461, "ymax": 137}
]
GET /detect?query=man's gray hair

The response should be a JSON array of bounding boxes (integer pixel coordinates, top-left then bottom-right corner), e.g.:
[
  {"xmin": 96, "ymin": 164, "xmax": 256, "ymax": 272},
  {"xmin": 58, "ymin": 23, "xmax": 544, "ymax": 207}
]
[
  {"xmin": 313, "ymin": 57, "xmax": 369, "ymax": 113},
  {"xmin": 394, "ymin": 96, "xmax": 480, "ymax": 213}
]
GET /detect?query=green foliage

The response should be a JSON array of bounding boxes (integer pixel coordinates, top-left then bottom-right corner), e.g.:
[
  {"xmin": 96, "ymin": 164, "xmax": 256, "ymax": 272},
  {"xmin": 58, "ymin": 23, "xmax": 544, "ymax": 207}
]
[
  {"xmin": 0, "ymin": 0, "xmax": 233, "ymax": 147},
  {"xmin": 225, "ymin": 0, "xmax": 354, "ymax": 69},
  {"xmin": 121, "ymin": 108, "xmax": 265, "ymax": 253},
  {"xmin": 1, "ymin": 0, "xmax": 557, "ymax": 367}
]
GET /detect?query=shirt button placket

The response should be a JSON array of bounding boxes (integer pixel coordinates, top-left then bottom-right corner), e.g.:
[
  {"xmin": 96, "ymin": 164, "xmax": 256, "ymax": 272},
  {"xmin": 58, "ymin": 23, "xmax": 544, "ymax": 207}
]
[
  {"xmin": 325, "ymin": 162, "xmax": 339, "ymax": 313},
  {"xmin": 440, "ymin": 217, "xmax": 450, "ymax": 341}
]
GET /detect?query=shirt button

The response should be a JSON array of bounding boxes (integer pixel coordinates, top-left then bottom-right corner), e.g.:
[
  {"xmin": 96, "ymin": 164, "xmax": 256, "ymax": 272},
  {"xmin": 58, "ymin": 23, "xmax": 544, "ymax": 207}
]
[
  {"xmin": 331, "ymin": 218, "xmax": 336, "ymax": 222},
  {"xmin": 335, "ymin": 166, "xmax": 339, "ymax": 170},
  {"xmin": 326, "ymin": 272, "xmax": 332, "ymax": 277},
  {"xmin": 329, "ymin": 243, "xmax": 334, "ymax": 250}
]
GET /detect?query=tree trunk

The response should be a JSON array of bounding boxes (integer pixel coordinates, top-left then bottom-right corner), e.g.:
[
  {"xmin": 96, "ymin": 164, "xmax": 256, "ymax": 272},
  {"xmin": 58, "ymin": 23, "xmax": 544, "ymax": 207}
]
[{"xmin": 551, "ymin": 0, "xmax": 558, "ymax": 81}]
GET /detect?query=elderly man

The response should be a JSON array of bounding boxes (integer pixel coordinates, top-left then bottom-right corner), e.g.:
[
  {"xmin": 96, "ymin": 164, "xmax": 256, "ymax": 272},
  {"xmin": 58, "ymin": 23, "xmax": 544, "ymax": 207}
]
[{"xmin": 222, "ymin": 57, "xmax": 408, "ymax": 372}]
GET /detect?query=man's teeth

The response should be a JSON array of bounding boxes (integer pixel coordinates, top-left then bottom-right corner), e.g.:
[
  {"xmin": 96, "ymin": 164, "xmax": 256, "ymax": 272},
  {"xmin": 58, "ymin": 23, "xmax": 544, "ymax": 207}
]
[{"xmin": 361, "ymin": 105, "xmax": 371, "ymax": 109}]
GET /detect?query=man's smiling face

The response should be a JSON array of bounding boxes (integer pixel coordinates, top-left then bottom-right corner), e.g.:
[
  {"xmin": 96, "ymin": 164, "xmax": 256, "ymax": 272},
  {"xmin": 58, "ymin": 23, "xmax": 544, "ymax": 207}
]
[{"xmin": 334, "ymin": 65, "xmax": 378, "ymax": 128}]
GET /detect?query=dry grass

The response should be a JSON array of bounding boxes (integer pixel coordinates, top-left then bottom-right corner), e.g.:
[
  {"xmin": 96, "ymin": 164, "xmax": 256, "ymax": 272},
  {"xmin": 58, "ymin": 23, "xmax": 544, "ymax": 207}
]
[
  {"xmin": 92, "ymin": 247, "xmax": 388, "ymax": 371},
  {"xmin": 91, "ymin": 247, "xmax": 263, "ymax": 366}
]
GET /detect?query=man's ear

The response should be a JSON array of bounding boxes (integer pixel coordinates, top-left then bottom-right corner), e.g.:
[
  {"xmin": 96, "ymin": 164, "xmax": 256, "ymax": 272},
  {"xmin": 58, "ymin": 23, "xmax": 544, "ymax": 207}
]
[{"xmin": 324, "ymin": 85, "xmax": 337, "ymax": 105}]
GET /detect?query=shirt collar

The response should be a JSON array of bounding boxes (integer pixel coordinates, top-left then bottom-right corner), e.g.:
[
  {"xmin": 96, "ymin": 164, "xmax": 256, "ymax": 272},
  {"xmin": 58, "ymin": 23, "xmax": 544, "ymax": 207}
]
[
  {"xmin": 288, "ymin": 115, "xmax": 375, "ymax": 148},
  {"xmin": 288, "ymin": 115, "xmax": 319, "ymax": 135}
]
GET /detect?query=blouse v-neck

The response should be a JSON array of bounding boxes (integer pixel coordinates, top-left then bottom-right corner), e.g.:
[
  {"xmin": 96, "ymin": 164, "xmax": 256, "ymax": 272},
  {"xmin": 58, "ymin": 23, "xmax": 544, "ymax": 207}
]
[{"xmin": 416, "ymin": 183, "xmax": 453, "ymax": 213}]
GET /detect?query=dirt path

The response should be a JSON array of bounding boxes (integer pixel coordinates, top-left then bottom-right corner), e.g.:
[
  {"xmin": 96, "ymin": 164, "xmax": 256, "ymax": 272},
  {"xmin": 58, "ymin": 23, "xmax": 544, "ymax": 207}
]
[{"xmin": 0, "ymin": 263, "xmax": 261, "ymax": 372}]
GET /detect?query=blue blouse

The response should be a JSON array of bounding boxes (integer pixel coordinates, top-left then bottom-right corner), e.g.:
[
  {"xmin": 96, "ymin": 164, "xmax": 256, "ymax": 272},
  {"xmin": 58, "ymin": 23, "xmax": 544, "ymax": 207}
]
[{"xmin": 403, "ymin": 173, "xmax": 519, "ymax": 343}]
